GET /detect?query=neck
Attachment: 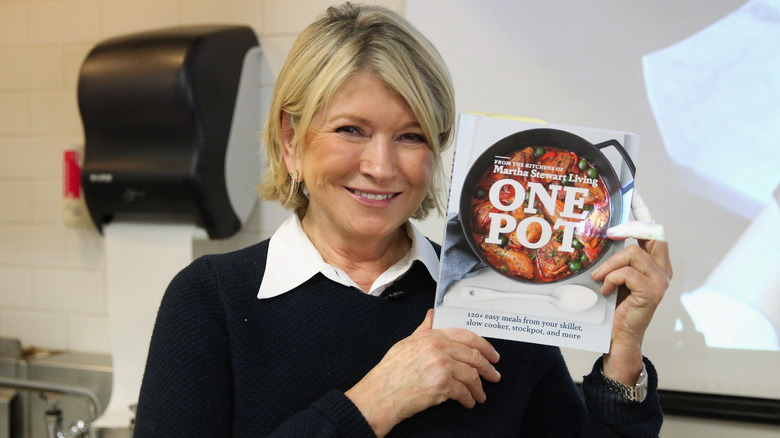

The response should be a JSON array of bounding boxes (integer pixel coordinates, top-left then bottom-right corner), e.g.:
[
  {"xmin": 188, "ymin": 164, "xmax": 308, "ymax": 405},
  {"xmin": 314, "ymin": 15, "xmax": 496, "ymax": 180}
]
[{"xmin": 300, "ymin": 217, "xmax": 411, "ymax": 293}]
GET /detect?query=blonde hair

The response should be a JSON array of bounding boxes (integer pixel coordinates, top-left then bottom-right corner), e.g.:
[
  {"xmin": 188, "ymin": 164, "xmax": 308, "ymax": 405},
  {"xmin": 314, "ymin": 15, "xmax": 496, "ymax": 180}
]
[{"xmin": 260, "ymin": 2, "xmax": 455, "ymax": 219}]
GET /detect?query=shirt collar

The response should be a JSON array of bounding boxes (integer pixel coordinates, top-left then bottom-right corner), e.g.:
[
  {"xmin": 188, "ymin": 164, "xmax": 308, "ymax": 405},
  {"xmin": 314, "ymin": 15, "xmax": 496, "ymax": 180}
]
[{"xmin": 257, "ymin": 214, "xmax": 439, "ymax": 299}]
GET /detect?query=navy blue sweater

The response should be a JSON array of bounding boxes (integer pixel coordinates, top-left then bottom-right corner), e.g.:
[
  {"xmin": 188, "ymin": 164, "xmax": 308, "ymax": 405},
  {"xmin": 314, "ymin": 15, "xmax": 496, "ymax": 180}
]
[{"xmin": 134, "ymin": 239, "xmax": 662, "ymax": 437}]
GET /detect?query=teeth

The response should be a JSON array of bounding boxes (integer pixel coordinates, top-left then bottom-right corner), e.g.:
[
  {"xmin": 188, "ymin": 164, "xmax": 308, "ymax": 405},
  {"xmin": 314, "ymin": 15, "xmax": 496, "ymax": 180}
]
[{"xmin": 354, "ymin": 190, "xmax": 392, "ymax": 200}]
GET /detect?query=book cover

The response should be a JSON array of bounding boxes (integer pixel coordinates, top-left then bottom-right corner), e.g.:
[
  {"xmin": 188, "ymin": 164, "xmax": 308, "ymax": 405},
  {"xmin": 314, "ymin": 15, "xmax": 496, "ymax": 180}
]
[{"xmin": 432, "ymin": 113, "xmax": 638, "ymax": 353}]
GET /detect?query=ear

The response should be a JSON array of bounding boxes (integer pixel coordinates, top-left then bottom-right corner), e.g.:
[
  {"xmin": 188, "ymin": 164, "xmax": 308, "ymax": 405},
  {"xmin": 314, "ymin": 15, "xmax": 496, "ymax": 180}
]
[{"xmin": 280, "ymin": 111, "xmax": 298, "ymax": 174}]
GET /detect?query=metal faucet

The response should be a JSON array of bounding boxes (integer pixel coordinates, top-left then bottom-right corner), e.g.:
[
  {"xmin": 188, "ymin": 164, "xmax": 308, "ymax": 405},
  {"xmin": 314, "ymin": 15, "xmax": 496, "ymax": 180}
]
[
  {"xmin": 0, "ymin": 376, "xmax": 101, "ymax": 438},
  {"xmin": 43, "ymin": 396, "xmax": 92, "ymax": 438}
]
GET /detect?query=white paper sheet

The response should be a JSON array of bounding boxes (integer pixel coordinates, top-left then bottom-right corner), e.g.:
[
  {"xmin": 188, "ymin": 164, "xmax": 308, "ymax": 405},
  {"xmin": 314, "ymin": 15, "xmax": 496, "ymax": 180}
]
[{"xmin": 92, "ymin": 221, "xmax": 195, "ymax": 429}]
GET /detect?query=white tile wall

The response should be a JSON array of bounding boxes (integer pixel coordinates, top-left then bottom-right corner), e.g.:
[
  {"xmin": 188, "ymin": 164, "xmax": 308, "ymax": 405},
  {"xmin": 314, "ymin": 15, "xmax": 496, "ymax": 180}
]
[
  {"xmin": 28, "ymin": 1, "xmax": 101, "ymax": 44},
  {"xmin": 0, "ymin": 138, "xmax": 67, "ymax": 179},
  {"xmin": 0, "ymin": 93, "xmax": 28, "ymax": 134},
  {"xmin": 30, "ymin": 91, "xmax": 83, "ymax": 135},
  {"xmin": 100, "ymin": 0, "xmax": 180, "ymax": 38},
  {"xmin": 0, "ymin": 224, "xmax": 69, "ymax": 267},
  {"xmin": 63, "ymin": 45, "xmax": 93, "ymax": 88},
  {"xmin": 32, "ymin": 268, "xmax": 106, "ymax": 314},
  {"xmin": 30, "ymin": 180, "xmax": 61, "ymax": 222},
  {"xmin": 64, "ymin": 225, "xmax": 105, "ymax": 269},
  {"xmin": 0, "ymin": 4, "xmax": 27, "ymax": 46},
  {"xmin": 180, "ymin": 0, "xmax": 264, "ymax": 26},
  {"xmin": 0, "ymin": 181, "xmax": 31, "ymax": 221},
  {"xmin": 0, "ymin": 0, "xmax": 402, "ymax": 355},
  {"xmin": 0, "ymin": 267, "xmax": 32, "ymax": 308},
  {"xmin": 0, "ymin": 47, "xmax": 63, "ymax": 89},
  {"xmin": 262, "ymin": 0, "xmax": 328, "ymax": 34},
  {"xmin": 0, "ymin": 310, "xmax": 69, "ymax": 350}
]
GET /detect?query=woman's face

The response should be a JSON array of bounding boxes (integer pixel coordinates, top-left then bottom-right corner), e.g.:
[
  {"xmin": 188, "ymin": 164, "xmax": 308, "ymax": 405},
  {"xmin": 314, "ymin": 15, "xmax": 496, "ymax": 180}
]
[{"xmin": 287, "ymin": 71, "xmax": 433, "ymax": 244}]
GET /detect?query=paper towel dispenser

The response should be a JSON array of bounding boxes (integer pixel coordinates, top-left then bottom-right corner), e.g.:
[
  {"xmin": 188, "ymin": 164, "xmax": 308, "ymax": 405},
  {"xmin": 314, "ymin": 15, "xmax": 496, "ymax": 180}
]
[{"xmin": 77, "ymin": 25, "xmax": 261, "ymax": 239}]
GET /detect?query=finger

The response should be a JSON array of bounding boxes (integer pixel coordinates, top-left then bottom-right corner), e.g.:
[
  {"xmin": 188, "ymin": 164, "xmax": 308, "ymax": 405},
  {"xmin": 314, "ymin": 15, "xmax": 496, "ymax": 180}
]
[
  {"xmin": 630, "ymin": 189, "xmax": 654, "ymax": 223},
  {"xmin": 448, "ymin": 344, "xmax": 502, "ymax": 383},
  {"xmin": 599, "ymin": 265, "xmax": 647, "ymax": 297},
  {"xmin": 444, "ymin": 368, "xmax": 482, "ymax": 408},
  {"xmin": 405, "ymin": 340, "xmax": 494, "ymax": 409},
  {"xmin": 607, "ymin": 221, "xmax": 666, "ymax": 242},
  {"xmin": 413, "ymin": 309, "xmax": 434, "ymax": 334},
  {"xmin": 607, "ymin": 189, "xmax": 667, "ymax": 242},
  {"xmin": 593, "ymin": 245, "xmax": 668, "ymax": 295},
  {"xmin": 449, "ymin": 361, "xmax": 487, "ymax": 406},
  {"xmin": 643, "ymin": 239, "xmax": 673, "ymax": 279},
  {"xmin": 414, "ymin": 311, "xmax": 500, "ymax": 367},
  {"xmin": 438, "ymin": 328, "xmax": 501, "ymax": 364},
  {"xmin": 601, "ymin": 266, "xmax": 666, "ymax": 321},
  {"xmin": 591, "ymin": 244, "xmax": 654, "ymax": 283}
]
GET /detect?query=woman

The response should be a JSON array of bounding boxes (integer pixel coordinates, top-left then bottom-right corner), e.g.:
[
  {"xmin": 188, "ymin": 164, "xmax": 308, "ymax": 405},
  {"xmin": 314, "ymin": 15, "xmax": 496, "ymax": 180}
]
[{"xmin": 134, "ymin": 3, "xmax": 672, "ymax": 437}]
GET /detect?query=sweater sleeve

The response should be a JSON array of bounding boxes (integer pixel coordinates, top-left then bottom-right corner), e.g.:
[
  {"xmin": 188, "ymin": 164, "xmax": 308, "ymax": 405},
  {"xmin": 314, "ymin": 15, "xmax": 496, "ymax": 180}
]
[
  {"xmin": 516, "ymin": 348, "xmax": 662, "ymax": 438},
  {"xmin": 133, "ymin": 258, "xmax": 377, "ymax": 438},
  {"xmin": 263, "ymin": 390, "xmax": 376, "ymax": 438},
  {"xmin": 580, "ymin": 356, "xmax": 663, "ymax": 437}
]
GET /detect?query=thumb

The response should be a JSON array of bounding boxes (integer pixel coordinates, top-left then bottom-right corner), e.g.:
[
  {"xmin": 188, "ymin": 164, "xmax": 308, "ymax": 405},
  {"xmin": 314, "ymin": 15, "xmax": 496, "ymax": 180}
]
[{"xmin": 414, "ymin": 308, "xmax": 434, "ymax": 333}]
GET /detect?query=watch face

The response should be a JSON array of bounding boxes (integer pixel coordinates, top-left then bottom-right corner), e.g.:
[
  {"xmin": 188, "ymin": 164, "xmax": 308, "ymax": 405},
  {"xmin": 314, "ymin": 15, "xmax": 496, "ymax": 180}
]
[{"xmin": 635, "ymin": 363, "xmax": 648, "ymax": 402}]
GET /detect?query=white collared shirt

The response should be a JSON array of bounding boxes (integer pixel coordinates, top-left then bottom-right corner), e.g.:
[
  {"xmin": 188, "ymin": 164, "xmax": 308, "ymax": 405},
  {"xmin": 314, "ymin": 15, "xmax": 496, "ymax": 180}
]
[{"xmin": 257, "ymin": 214, "xmax": 440, "ymax": 299}]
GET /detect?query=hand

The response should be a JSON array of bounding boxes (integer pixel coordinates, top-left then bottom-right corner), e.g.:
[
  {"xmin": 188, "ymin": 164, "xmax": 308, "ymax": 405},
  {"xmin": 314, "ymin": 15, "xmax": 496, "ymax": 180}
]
[
  {"xmin": 590, "ymin": 190, "xmax": 673, "ymax": 385},
  {"xmin": 345, "ymin": 309, "xmax": 501, "ymax": 437}
]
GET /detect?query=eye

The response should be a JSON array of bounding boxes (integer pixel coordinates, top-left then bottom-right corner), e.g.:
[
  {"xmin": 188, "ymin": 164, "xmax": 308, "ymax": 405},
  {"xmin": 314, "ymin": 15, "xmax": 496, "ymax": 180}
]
[
  {"xmin": 398, "ymin": 132, "xmax": 428, "ymax": 145},
  {"xmin": 335, "ymin": 126, "xmax": 363, "ymax": 136}
]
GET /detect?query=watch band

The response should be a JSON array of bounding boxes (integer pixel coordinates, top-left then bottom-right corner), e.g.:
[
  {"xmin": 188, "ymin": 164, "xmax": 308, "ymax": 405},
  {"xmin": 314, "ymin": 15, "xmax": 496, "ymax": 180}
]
[{"xmin": 600, "ymin": 362, "xmax": 648, "ymax": 402}]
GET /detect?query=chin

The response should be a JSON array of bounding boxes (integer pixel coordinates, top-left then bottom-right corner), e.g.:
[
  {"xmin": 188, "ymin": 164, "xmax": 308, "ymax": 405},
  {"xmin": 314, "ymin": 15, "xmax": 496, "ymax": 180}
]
[{"xmin": 348, "ymin": 215, "xmax": 407, "ymax": 239}]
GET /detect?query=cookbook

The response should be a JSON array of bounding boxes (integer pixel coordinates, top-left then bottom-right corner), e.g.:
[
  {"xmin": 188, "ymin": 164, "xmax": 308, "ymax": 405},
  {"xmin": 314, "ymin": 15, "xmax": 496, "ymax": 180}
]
[{"xmin": 432, "ymin": 113, "xmax": 639, "ymax": 353}]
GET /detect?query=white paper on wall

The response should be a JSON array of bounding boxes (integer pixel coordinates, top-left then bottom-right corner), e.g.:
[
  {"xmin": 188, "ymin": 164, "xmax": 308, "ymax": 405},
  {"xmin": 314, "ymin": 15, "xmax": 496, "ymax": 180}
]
[{"xmin": 92, "ymin": 221, "xmax": 195, "ymax": 429}]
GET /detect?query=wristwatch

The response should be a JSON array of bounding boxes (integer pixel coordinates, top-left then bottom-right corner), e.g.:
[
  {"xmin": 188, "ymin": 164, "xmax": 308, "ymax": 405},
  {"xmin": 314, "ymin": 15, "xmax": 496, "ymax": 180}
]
[{"xmin": 601, "ymin": 362, "xmax": 648, "ymax": 402}]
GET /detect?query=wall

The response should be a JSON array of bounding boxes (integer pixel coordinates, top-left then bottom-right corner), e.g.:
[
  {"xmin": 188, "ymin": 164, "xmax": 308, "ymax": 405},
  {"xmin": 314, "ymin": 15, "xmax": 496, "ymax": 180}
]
[
  {"xmin": 0, "ymin": 0, "xmax": 776, "ymax": 436},
  {"xmin": 0, "ymin": 0, "xmax": 399, "ymax": 354}
]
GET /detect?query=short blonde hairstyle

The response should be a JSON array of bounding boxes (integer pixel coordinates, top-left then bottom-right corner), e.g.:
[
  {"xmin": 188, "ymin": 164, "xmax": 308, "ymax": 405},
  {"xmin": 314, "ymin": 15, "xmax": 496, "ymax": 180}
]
[{"xmin": 260, "ymin": 2, "xmax": 455, "ymax": 219}]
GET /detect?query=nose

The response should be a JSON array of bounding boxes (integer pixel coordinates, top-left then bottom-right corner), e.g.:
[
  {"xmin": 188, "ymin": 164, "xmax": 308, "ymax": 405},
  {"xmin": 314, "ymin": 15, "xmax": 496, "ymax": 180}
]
[{"xmin": 359, "ymin": 136, "xmax": 396, "ymax": 183}]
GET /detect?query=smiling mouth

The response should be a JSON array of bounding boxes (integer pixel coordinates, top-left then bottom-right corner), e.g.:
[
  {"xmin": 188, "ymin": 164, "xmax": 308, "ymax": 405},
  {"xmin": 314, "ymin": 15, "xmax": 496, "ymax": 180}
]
[{"xmin": 350, "ymin": 189, "xmax": 397, "ymax": 201}]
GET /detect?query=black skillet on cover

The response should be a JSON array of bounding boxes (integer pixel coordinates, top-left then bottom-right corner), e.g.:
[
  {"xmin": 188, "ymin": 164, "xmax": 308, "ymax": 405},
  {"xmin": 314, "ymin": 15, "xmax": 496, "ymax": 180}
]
[{"xmin": 458, "ymin": 128, "xmax": 636, "ymax": 283}]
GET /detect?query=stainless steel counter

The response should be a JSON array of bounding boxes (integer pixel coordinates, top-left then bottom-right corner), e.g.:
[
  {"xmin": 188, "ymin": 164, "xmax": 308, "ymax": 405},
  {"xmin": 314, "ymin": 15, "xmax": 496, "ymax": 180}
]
[{"xmin": 0, "ymin": 340, "xmax": 112, "ymax": 438}]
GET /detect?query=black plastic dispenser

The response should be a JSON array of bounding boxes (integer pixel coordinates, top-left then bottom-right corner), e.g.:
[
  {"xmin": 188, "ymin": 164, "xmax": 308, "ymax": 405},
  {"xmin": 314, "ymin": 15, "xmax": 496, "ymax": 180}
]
[{"xmin": 77, "ymin": 25, "xmax": 261, "ymax": 239}]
